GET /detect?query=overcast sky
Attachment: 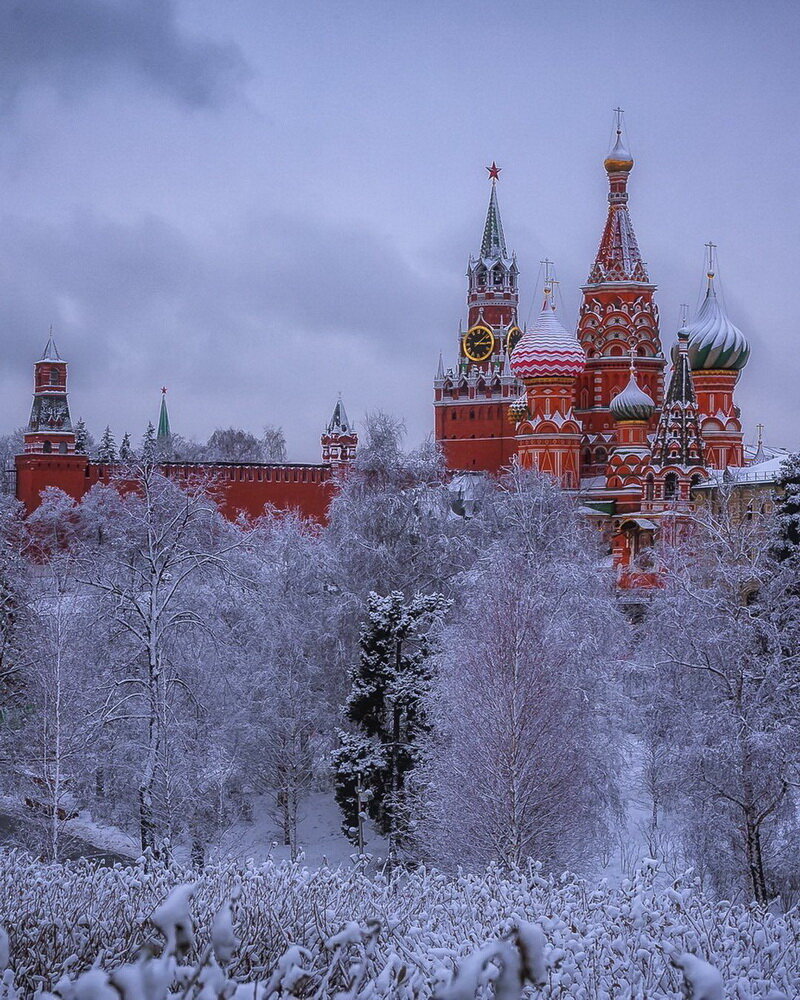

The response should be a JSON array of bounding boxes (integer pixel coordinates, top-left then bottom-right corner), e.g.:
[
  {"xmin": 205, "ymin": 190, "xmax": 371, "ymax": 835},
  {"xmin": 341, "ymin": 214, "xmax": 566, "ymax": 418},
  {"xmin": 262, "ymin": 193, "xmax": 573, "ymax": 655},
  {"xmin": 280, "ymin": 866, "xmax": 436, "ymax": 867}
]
[{"xmin": 1, "ymin": 0, "xmax": 798, "ymax": 460}]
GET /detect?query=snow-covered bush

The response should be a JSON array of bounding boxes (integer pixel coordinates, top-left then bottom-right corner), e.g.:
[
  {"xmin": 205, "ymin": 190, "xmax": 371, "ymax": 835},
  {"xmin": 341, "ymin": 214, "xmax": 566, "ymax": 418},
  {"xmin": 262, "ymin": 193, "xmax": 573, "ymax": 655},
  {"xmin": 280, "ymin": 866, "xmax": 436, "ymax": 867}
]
[{"xmin": 0, "ymin": 853, "xmax": 797, "ymax": 997}]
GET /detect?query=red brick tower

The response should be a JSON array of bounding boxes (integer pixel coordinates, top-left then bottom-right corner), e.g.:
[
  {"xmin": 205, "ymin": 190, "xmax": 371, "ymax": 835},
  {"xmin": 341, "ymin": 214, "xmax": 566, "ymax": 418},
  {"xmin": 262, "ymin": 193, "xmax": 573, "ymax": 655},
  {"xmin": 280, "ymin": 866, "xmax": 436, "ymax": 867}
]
[
  {"xmin": 321, "ymin": 396, "xmax": 358, "ymax": 466},
  {"xmin": 23, "ymin": 334, "xmax": 76, "ymax": 455},
  {"xmin": 510, "ymin": 275, "xmax": 586, "ymax": 489},
  {"xmin": 16, "ymin": 334, "xmax": 90, "ymax": 512},
  {"xmin": 575, "ymin": 113, "xmax": 665, "ymax": 479},
  {"xmin": 684, "ymin": 244, "xmax": 750, "ymax": 469},
  {"xmin": 434, "ymin": 163, "xmax": 521, "ymax": 472}
]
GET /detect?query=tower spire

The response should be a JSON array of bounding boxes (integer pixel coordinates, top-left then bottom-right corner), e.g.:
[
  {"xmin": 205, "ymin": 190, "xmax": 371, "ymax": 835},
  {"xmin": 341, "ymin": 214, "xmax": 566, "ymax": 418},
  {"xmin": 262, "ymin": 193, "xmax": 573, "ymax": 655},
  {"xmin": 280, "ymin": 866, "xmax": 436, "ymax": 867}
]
[
  {"xmin": 157, "ymin": 387, "xmax": 171, "ymax": 441},
  {"xmin": 41, "ymin": 325, "xmax": 62, "ymax": 361},
  {"xmin": 589, "ymin": 110, "xmax": 648, "ymax": 284},
  {"xmin": 650, "ymin": 330, "xmax": 705, "ymax": 469},
  {"xmin": 480, "ymin": 169, "xmax": 508, "ymax": 260}
]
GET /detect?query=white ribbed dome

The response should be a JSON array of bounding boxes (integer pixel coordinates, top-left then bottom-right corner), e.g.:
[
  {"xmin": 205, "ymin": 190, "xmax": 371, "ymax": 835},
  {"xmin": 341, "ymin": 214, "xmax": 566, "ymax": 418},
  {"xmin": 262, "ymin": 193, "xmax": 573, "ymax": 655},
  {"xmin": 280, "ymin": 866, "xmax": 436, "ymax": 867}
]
[
  {"xmin": 510, "ymin": 301, "xmax": 585, "ymax": 381},
  {"xmin": 610, "ymin": 368, "xmax": 655, "ymax": 422},
  {"xmin": 684, "ymin": 280, "xmax": 749, "ymax": 371}
]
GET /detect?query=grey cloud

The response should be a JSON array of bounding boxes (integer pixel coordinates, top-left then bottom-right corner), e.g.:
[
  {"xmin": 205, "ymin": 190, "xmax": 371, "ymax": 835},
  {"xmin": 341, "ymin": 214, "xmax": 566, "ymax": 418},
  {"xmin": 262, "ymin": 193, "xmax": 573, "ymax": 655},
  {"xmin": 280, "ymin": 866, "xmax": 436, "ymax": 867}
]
[
  {"xmin": 0, "ymin": 206, "xmax": 452, "ymax": 455},
  {"xmin": 0, "ymin": 0, "xmax": 249, "ymax": 108}
]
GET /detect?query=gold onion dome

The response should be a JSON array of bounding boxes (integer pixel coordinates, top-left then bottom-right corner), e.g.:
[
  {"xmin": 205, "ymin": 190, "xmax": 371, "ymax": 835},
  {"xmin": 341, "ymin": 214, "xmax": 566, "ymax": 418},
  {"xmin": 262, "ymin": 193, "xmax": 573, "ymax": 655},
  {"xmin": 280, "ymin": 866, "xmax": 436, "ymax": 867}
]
[
  {"xmin": 604, "ymin": 128, "xmax": 634, "ymax": 173},
  {"xmin": 610, "ymin": 360, "xmax": 655, "ymax": 422}
]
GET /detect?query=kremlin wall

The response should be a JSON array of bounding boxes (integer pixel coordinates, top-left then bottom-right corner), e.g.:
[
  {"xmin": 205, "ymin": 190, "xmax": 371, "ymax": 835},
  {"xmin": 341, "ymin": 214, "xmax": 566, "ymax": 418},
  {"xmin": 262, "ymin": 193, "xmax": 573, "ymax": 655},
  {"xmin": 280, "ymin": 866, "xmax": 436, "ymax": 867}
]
[{"xmin": 13, "ymin": 116, "xmax": 775, "ymax": 579}]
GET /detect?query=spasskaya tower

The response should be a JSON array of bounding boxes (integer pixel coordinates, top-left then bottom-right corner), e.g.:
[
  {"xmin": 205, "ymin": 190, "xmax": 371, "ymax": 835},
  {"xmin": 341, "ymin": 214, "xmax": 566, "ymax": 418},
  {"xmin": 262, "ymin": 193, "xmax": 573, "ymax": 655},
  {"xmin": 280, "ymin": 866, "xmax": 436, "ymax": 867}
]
[{"xmin": 433, "ymin": 163, "xmax": 522, "ymax": 472}]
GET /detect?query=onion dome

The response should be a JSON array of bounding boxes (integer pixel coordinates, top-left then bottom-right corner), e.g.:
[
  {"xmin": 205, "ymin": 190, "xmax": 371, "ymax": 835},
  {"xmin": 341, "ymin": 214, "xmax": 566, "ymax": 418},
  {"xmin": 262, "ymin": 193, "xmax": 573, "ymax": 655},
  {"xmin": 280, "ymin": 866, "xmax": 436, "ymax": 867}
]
[
  {"xmin": 507, "ymin": 392, "xmax": 529, "ymax": 423},
  {"xmin": 610, "ymin": 359, "xmax": 655, "ymax": 422},
  {"xmin": 510, "ymin": 294, "xmax": 585, "ymax": 381},
  {"xmin": 604, "ymin": 127, "xmax": 634, "ymax": 173},
  {"xmin": 684, "ymin": 273, "xmax": 749, "ymax": 371}
]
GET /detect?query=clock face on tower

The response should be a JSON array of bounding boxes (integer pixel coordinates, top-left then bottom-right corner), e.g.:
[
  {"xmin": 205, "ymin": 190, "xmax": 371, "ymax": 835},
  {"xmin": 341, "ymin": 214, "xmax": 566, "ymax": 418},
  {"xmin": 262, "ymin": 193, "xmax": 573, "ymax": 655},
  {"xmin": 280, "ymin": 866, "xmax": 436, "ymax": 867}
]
[
  {"xmin": 463, "ymin": 325, "xmax": 495, "ymax": 362},
  {"xmin": 506, "ymin": 326, "xmax": 523, "ymax": 354}
]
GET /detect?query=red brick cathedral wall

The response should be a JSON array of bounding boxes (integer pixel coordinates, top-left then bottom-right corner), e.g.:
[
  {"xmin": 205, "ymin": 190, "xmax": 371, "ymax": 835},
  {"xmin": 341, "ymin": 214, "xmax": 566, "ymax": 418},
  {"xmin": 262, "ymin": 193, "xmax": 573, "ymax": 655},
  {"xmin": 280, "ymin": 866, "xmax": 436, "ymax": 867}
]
[{"xmin": 15, "ymin": 456, "xmax": 334, "ymax": 521}]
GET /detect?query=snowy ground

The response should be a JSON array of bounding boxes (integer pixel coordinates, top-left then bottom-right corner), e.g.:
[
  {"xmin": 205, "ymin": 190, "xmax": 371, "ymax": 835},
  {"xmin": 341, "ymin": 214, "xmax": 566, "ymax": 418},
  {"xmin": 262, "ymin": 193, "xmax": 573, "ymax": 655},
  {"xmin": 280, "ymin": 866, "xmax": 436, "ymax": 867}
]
[
  {"xmin": 0, "ymin": 794, "xmax": 138, "ymax": 863},
  {"xmin": 207, "ymin": 790, "xmax": 388, "ymax": 868},
  {"xmin": 2, "ymin": 749, "xmax": 655, "ymax": 877}
]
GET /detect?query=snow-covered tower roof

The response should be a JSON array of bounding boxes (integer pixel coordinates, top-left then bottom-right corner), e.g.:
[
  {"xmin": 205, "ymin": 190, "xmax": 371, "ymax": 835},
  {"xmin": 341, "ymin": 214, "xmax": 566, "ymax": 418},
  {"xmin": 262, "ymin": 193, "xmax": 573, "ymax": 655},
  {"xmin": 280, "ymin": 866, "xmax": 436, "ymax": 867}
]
[{"xmin": 510, "ymin": 282, "xmax": 585, "ymax": 381}]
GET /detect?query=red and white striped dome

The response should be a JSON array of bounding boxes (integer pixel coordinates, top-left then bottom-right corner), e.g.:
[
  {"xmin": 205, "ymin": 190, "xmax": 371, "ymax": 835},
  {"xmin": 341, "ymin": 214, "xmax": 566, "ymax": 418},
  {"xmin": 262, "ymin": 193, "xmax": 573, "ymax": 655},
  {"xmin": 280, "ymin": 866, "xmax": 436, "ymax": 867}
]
[{"xmin": 510, "ymin": 299, "xmax": 585, "ymax": 381}]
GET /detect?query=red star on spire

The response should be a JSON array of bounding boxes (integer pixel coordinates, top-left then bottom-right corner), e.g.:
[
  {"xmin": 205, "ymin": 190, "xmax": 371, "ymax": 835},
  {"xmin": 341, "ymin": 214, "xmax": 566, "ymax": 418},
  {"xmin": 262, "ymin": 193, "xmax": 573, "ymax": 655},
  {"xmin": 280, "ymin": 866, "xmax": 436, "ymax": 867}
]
[
  {"xmin": 161, "ymin": 386, "xmax": 167, "ymax": 394},
  {"xmin": 486, "ymin": 161, "xmax": 501, "ymax": 181}
]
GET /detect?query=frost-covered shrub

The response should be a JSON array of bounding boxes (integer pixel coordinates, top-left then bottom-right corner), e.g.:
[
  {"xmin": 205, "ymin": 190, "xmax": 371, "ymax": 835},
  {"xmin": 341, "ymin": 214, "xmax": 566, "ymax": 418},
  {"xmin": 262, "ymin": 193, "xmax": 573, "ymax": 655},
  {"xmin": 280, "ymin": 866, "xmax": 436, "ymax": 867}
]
[{"xmin": 0, "ymin": 853, "xmax": 797, "ymax": 997}]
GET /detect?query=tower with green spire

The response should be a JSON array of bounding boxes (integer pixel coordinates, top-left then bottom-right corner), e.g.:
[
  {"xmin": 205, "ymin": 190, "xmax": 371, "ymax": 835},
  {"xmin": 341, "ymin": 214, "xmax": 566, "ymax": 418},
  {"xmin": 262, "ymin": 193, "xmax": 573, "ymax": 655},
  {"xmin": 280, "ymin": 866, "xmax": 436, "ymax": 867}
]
[
  {"xmin": 433, "ymin": 164, "xmax": 523, "ymax": 474},
  {"xmin": 157, "ymin": 387, "xmax": 171, "ymax": 443},
  {"xmin": 462, "ymin": 162, "xmax": 520, "ymax": 371}
]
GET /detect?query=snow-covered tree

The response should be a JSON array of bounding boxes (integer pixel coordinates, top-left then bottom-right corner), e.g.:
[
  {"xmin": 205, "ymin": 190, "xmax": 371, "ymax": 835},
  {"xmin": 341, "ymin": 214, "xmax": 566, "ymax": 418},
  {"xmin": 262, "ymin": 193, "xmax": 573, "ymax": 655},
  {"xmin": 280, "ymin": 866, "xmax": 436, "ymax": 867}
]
[
  {"xmin": 772, "ymin": 452, "xmax": 800, "ymax": 562},
  {"xmin": 73, "ymin": 418, "xmax": 92, "ymax": 455},
  {"xmin": 421, "ymin": 483, "xmax": 625, "ymax": 873},
  {"xmin": 141, "ymin": 422, "xmax": 157, "ymax": 464},
  {"xmin": 75, "ymin": 468, "xmax": 241, "ymax": 856},
  {"xmin": 118, "ymin": 431, "xmax": 134, "ymax": 463},
  {"xmin": 0, "ymin": 428, "xmax": 24, "ymax": 495},
  {"xmin": 9, "ymin": 547, "xmax": 102, "ymax": 860},
  {"xmin": 325, "ymin": 412, "xmax": 473, "ymax": 601},
  {"xmin": 333, "ymin": 590, "xmax": 450, "ymax": 861},
  {"xmin": 205, "ymin": 427, "xmax": 264, "ymax": 463},
  {"xmin": 262, "ymin": 424, "xmax": 287, "ymax": 462},
  {"xmin": 642, "ymin": 498, "xmax": 800, "ymax": 903},
  {"xmin": 96, "ymin": 426, "xmax": 117, "ymax": 464}
]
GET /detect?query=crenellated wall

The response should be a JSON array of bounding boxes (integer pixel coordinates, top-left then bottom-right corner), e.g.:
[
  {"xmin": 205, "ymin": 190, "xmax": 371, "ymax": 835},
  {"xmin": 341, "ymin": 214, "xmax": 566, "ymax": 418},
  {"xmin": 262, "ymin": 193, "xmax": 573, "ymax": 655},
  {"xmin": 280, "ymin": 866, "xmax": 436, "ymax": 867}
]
[{"xmin": 16, "ymin": 455, "xmax": 334, "ymax": 521}]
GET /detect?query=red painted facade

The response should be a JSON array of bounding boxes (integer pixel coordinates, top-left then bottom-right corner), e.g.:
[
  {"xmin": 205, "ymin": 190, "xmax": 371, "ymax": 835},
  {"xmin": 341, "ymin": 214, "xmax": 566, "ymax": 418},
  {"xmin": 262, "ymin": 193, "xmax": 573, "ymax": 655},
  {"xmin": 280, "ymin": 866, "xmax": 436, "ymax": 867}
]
[
  {"xmin": 434, "ymin": 120, "xmax": 752, "ymax": 585},
  {"xmin": 15, "ymin": 454, "xmax": 334, "ymax": 520},
  {"xmin": 433, "ymin": 168, "xmax": 522, "ymax": 473}
]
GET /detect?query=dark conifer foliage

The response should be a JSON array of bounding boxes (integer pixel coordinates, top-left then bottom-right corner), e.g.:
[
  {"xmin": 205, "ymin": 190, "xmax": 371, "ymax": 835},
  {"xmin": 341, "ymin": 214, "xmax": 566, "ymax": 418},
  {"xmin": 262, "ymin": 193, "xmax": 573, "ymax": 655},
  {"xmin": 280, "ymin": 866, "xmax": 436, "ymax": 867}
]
[{"xmin": 333, "ymin": 590, "xmax": 450, "ymax": 859}]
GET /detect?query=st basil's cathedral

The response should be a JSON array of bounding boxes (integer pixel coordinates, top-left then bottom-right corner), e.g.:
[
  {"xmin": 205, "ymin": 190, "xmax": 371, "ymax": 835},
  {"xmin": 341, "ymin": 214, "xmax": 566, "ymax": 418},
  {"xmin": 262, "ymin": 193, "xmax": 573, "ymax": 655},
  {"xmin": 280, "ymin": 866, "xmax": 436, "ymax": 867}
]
[{"xmin": 433, "ymin": 116, "xmax": 757, "ymax": 578}]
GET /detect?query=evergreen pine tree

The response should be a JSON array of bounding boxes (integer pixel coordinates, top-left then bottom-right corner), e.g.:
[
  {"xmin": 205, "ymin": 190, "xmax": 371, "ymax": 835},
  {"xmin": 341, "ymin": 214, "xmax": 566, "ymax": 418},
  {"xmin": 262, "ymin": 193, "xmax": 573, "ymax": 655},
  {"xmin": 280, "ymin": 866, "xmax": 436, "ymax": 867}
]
[
  {"xmin": 772, "ymin": 453, "xmax": 800, "ymax": 561},
  {"xmin": 141, "ymin": 422, "xmax": 157, "ymax": 464},
  {"xmin": 332, "ymin": 590, "xmax": 450, "ymax": 860},
  {"xmin": 96, "ymin": 426, "xmax": 117, "ymax": 464},
  {"xmin": 74, "ymin": 418, "xmax": 89, "ymax": 454},
  {"xmin": 119, "ymin": 432, "xmax": 133, "ymax": 462}
]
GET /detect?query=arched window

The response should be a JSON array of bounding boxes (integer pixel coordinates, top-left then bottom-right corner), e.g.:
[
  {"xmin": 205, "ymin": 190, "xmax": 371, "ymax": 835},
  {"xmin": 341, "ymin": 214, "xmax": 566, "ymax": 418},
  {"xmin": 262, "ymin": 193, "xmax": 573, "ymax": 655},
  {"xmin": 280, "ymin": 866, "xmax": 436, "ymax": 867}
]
[
  {"xmin": 493, "ymin": 268, "xmax": 503, "ymax": 286},
  {"xmin": 42, "ymin": 440, "xmax": 52, "ymax": 453},
  {"xmin": 50, "ymin": 367, "xmax": 60, "ymax": 385},
  {"xmin": 469, "ymin": 409, "xmax": 475, "ymax": 420},
  {"xmin": 58, "ymin": 441, "xmax": 68, "ymax": 454},
  {"xmin": 595, "ymin": 447, "xmax": 607, "ymax": 466},
  {"xmin": 645, "ymin": 473, "xmax": 654, "ymax": 500},
  {"xmin": 664, "ymin": 472, "xmax": 679, "ymax": 500}
]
